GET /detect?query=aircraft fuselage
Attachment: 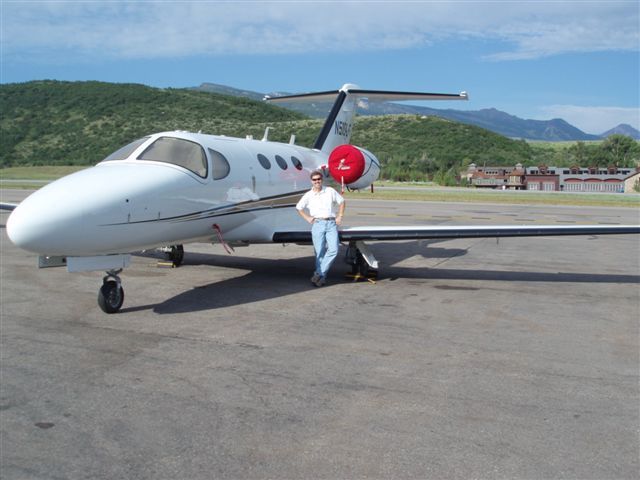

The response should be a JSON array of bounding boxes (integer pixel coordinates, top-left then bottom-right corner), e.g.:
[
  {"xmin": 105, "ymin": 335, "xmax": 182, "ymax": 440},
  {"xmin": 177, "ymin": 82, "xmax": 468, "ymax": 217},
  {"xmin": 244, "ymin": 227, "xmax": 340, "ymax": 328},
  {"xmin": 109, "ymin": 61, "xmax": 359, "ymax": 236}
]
[{"xmin": 7, "ymin": 131, "xmax": 323, "ymax": 256}]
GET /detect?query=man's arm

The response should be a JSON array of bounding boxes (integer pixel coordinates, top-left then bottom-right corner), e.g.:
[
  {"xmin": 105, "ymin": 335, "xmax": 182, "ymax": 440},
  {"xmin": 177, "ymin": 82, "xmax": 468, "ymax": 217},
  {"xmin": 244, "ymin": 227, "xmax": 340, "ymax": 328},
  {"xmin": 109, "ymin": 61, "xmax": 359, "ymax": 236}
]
[
  {"xmin": 296, "ymin": 192, "xmax": 315, "ymax": 224},
  {"xmin": 297, "ymin": 208, "xmax": 315, "ymax": 224},
  {"xmin": 336, "ymin": 200, "xmax": 345, "ymax": 226}
]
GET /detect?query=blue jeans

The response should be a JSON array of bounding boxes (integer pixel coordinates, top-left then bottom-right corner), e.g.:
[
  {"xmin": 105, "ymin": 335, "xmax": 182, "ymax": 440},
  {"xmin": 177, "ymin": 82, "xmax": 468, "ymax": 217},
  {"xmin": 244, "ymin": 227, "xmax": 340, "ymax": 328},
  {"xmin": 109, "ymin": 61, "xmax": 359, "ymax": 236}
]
[{"xmin": 311, "ymin": 219, "xmax": 339, "ymax": 278}]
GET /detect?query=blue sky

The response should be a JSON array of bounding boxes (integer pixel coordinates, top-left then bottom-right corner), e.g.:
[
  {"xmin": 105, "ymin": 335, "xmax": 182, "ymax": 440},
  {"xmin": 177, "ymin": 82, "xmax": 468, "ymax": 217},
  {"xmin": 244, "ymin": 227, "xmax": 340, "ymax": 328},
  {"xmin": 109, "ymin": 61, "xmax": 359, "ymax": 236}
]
[{"xmin": 1, "ymin": 0, "xmax": 638, "ymax": 134}]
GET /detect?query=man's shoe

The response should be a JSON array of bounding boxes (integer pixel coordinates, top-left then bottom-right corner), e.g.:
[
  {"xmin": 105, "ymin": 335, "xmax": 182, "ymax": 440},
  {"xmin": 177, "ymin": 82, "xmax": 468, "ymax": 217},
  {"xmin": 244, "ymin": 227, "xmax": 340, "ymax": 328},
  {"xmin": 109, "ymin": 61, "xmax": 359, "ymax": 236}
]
[
  {"xmin": 310, "ymin": 272, "xmax": 320, "ymax": 284},
  {"xmin": 313, "ymin": 276, "xmax": 326, "ymax": 287}
]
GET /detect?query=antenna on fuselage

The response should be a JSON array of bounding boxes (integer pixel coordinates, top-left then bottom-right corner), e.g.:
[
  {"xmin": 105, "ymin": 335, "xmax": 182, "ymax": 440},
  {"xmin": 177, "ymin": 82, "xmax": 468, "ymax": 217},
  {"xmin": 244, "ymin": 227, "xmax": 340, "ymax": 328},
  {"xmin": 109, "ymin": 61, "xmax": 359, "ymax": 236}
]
[{"xmin": 262, "ymin": 127, "xmax": 271, "ymax": 141}]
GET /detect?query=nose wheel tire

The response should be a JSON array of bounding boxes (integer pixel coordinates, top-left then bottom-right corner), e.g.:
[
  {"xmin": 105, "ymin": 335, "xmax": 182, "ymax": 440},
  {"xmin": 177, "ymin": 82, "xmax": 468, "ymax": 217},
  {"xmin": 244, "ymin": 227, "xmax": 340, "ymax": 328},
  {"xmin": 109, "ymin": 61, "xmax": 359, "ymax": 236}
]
[{"xmin": 98, "ymin": 278, "xmax": 124, "ymax": 314}]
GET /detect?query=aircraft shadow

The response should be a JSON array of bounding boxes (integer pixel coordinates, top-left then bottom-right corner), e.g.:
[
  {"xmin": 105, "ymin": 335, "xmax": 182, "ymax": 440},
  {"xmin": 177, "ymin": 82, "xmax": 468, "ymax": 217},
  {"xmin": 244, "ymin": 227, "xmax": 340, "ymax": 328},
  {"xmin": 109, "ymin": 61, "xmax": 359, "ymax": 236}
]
[
  {"xmin": 132, "ymin": 253, "xmax": 322, "ymax": 315},
  {"xmin": 123, "ymin": 242, "xmax": 638, "ymax": 315},
  {"xmin": 370, "ymin": 242, "xmax": 639, "ymax": 284},
  {"xmin": 129, "ymin": 243, "xmax": 456, "ymax": 314},
  {"xmin": 383, "ymin": 266, "xmax": 639, "ymax": 285}
]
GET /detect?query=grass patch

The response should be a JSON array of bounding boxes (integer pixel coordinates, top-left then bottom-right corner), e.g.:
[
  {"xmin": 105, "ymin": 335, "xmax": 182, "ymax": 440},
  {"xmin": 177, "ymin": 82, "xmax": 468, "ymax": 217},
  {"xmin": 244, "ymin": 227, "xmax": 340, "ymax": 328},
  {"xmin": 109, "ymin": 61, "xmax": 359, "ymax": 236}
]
[
  {"xmin": 527, "ymin": 140, "xmax": 603, "ymax": 149},
  {"xmin": 345, "ymin": 187, "xmax": 640, "ymax": 208},
  {"xmin": 0, "ymin": 165, "xmax": 88, "ymax": 180},
  {"xmin": 374, "ymin": 180, "xmax": 439, "ymax": 188},
  {"xmin": 0, "ymin": 181, "xmax": 50, "ymax": 189}
]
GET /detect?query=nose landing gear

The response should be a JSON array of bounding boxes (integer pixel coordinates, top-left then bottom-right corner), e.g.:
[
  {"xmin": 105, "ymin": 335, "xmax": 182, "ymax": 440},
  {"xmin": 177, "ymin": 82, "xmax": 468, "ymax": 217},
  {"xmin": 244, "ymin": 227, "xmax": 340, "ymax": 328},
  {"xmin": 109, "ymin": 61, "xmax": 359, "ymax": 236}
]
[{"xmin": 98, "ymin": 269, "xmax": 124, "ymax": 314}]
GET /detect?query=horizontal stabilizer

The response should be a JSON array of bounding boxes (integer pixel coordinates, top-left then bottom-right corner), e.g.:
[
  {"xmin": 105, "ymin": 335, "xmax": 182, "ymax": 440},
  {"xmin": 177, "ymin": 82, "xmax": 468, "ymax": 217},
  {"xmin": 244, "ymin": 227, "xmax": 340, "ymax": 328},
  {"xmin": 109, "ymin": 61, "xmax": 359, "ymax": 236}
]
[
  {"xmin": 265, "ymin": 90, "xmax": 343, "ymax": 103},
  {"xmin": 346, "ymin": 89, "xmax": 468, "ymax": 102},
  {"xmin": 266, "ymin": 88, "xmax": 468, "ymax": 104},
  {"xmin": 266, "ymin": 83, "xmax": 468, "ymax": 152}
]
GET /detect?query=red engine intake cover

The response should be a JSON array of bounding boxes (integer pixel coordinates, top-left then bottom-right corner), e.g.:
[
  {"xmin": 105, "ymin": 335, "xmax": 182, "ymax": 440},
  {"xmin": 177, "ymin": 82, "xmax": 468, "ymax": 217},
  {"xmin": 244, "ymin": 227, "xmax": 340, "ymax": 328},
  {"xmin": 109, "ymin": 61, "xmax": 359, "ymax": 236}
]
[{"xmin": 328, "ymin": 145, "xmax": 365, "ymax": 185}]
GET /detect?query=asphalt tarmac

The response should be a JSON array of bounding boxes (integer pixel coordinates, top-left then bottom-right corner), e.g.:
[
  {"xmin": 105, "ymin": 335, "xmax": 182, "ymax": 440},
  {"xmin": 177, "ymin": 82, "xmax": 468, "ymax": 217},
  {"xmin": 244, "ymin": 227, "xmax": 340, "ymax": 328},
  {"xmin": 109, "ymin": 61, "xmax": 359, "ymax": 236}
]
[{"xmin": 1, "ymin": 189, "xmax": 639, "ymax": 479}]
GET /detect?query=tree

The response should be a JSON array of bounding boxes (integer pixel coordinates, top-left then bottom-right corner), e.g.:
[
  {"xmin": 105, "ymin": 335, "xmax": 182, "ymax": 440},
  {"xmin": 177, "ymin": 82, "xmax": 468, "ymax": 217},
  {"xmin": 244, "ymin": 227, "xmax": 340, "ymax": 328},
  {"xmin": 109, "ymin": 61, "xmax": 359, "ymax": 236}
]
[
  {"xmin": 600, "ymin": 134, "xmax": 640, "ymax": 166},
  {"xmin": 568, "ymin": 141, "xmax": 587, "ymax": 165}
]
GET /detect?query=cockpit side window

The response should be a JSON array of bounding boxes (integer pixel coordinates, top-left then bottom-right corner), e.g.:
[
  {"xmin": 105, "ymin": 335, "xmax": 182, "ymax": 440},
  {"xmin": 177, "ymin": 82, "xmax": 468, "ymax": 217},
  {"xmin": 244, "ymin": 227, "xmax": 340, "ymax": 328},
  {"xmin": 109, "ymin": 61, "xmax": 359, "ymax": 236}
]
[
  {"xmin": 138, "ymin": 137, "xmax": 207, "ymax": 178},
  {"xmin": 103, "ymin": 137, "xmax": 150, "ymax": 162},
  {"xmin": 208, "ymin": 148, "xmax": 231, "ymax": 180}
]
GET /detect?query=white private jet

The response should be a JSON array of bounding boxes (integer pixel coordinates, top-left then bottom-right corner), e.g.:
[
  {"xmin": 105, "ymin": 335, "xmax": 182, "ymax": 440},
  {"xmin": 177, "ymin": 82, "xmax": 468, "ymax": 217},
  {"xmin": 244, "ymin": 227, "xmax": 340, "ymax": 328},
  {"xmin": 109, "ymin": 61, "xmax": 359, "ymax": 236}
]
[{"xmin": 3, "ymin": 83, "xmax": 639, "ymax": 313}]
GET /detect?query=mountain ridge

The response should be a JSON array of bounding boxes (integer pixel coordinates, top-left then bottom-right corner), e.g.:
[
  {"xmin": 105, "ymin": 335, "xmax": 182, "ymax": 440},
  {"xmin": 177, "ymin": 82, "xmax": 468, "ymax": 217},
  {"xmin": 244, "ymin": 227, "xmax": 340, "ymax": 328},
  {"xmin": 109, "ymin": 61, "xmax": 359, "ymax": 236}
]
[
  {"xmin": 600, "ymin": 123, "xmax": 639, "ymax": 138},
  {"xmin": 193, "ymin": 82, "xmax": 639, "ymax": 142}
]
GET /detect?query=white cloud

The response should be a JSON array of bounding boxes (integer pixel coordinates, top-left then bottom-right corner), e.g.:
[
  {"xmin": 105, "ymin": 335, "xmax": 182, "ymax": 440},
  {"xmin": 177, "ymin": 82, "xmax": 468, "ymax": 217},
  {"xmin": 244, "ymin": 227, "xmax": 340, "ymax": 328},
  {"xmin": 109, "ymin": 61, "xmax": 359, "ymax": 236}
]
[
  {"xmin": 537, "ymin": 105, "xmax": 640, "ymax": 134},
  {"xmin": 1, "ymin": 1, "xmax": 638, "ymax": 61},
  {"xmin": 480, "ymin": 2, "xmax": 639, "ymax": 60}
]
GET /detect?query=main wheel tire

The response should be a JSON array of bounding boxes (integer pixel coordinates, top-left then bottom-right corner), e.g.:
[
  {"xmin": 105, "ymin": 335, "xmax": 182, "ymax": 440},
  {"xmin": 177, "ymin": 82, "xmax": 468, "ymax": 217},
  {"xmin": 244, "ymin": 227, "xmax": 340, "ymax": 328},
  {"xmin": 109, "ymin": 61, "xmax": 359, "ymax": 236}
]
[
  {"xmin": 352, "ymin": 251, "xmax": 369, "ymax": 276},
  {"xmin": 169, "ymin": 245, "xmax": 184, "ymax": 267},
  {"xmin": 358, "ymin": 258, "xmax": 370, "ymax": 277},
  {"xmin": 98, "ymin": 280, "xmax": 124, "ymax": 314}
]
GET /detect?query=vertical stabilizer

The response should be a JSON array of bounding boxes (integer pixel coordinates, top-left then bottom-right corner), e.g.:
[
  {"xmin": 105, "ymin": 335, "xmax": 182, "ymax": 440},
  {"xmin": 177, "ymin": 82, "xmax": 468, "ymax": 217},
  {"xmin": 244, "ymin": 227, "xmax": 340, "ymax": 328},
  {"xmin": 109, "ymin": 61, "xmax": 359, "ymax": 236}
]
[{"xmin": 313, "ymin": 83, "xmax": 360, "ymax": 153}]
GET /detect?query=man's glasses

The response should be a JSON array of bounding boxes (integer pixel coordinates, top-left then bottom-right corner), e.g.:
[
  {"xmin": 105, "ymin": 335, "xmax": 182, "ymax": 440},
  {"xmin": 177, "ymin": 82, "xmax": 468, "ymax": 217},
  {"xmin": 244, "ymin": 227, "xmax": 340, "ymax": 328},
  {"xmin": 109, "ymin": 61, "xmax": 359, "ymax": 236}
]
[{"xmin": 312, "ymin": 178, "xmax": 323, "ymax": 182}]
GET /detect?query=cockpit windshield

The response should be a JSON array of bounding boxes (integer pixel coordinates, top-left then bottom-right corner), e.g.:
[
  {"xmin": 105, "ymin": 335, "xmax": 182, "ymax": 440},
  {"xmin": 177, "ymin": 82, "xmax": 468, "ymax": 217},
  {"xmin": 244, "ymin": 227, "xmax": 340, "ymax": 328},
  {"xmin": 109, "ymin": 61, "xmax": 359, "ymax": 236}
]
[
  {"xmin": 102, "ymin": 137, "xmax": 150, "ymax": 162},
  {"xmin": 137, "ymin": 137, "xmax": 208, "ymax": 178}
]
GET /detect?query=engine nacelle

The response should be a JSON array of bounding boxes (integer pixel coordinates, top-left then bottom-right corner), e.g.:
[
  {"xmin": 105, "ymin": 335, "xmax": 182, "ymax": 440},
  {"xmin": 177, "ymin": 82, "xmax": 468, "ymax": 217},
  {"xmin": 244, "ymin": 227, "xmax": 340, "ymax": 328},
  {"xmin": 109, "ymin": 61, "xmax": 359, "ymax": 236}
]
[{"xmin": 327, "ymin": 144, "xmax": 381, "ymax": 190}]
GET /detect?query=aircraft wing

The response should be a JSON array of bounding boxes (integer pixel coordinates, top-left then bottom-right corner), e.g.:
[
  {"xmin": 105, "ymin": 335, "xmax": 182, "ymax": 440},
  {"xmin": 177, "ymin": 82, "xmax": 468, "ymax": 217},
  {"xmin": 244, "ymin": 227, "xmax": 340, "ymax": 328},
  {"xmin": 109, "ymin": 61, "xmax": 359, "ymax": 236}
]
[
  {"xmin": 0, "ymin": 203, "xmax": 18, "ymax": 211},
  {"xmin": 272, "ymin": 224, "xmax": 640, "ymax": 243}
]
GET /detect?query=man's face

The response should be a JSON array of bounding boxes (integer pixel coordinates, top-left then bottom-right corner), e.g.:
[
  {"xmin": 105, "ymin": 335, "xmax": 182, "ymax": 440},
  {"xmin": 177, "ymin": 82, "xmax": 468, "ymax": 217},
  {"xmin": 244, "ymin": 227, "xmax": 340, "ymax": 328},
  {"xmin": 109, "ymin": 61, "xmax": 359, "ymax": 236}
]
[{"xmin": 311, "ymin": 175, "xmax": 323, "ymax": 190}]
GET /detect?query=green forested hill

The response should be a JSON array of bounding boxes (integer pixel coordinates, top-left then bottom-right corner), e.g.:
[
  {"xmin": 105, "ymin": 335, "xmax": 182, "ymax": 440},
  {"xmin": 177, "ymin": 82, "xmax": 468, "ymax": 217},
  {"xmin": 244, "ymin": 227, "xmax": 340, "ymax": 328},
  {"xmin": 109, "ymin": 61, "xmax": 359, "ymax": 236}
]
[
  {"xmin": 351, "ymin": 115, "xmax": 533, "ymax": 181},
  {"xmin": 6, "ymin": 80, "xmax": 634, "ymax": 182},
  {"xmin": 0, "ymin": 80, "xmax": 307, "ymax": 167}
]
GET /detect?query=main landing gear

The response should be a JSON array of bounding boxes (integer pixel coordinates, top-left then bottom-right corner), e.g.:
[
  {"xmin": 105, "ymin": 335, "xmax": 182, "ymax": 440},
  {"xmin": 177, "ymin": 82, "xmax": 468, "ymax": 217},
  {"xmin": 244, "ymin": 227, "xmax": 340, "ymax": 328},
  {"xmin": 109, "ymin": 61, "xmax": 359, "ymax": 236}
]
[
  {"xmin": 158, "ymin": 244, "xmax": 184, "ymax": 267},
  {"xmin": 345, "ymin": 241, "xmax": 379, "ymax": 280},
  {"xmin": 98, "ymin": 269, "xmax": 124, "ymax": 314}
]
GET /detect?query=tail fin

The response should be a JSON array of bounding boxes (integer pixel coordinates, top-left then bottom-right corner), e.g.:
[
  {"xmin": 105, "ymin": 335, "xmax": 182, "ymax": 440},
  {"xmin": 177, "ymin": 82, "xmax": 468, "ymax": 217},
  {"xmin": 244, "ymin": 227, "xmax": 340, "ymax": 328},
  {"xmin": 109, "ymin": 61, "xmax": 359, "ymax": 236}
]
[{"xmin": 265, "ymin": 84, "xmax": 468, "ymax": 153}]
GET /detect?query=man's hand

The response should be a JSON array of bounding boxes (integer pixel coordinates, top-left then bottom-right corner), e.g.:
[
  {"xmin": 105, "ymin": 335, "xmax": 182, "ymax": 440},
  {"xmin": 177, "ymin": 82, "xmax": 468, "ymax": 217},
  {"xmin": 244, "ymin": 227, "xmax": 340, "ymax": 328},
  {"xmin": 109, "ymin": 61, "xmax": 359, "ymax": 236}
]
[
  {"xmin": 297, "ymin": 209, "xmax": 314, "ymax": 225},
  {"xmin": 336, "ymin": 215, "xmax": 343, "ymax": 226}
]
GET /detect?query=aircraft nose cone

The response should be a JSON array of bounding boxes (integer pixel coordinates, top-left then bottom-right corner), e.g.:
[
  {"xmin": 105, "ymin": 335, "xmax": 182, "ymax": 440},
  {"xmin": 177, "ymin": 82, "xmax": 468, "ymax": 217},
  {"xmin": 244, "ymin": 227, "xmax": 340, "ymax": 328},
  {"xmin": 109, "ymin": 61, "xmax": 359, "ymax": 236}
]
[
  {"xmin": 7, "ymin": 163, "xmax": 196, "ymax": 256},
  {"xmin": 6, "ymin": 205, "xmax": 33, "ymax": 251},
  {"xmin": 6, "ymin": 165, "xmax": 134, "ymax": 255},
  {"xmin": 6, "ymin": 193, "xmax": 66, "ymax": 254},
  {"xmin": 5, "ymin": 168, "xmax": 99, "ymax": 255}
]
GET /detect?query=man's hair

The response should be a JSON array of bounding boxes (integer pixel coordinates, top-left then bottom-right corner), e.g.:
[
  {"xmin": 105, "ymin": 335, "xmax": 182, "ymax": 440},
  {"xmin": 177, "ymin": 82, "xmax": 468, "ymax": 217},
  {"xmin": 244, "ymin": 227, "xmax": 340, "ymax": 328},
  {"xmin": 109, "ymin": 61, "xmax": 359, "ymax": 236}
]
[{"xmin": 310, "ymin": 170, "xmax": 323, "ymax": 179}]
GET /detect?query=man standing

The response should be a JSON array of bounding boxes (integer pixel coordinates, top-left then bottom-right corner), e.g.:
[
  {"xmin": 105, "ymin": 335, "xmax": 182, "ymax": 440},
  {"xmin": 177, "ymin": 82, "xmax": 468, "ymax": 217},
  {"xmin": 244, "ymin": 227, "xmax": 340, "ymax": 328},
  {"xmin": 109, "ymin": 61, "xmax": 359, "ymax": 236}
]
[{"xmin": 296, "ymin": 170, "xmax": 345, "ymax": 287}]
